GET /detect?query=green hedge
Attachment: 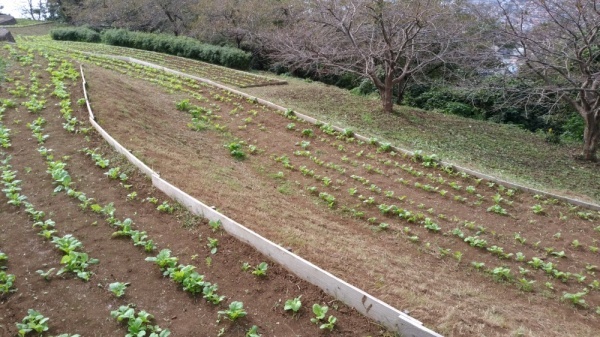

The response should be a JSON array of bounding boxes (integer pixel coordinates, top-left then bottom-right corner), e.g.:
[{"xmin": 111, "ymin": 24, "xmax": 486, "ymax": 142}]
[
  {"xmin": 50, "ymin": 27, "xmax": 252, "ymax": 70},
  {"xmin": 50, "ymin": 27, "xmax": 101, "ymax": 43},
  {"xmin": 101, "ymin": 29, "xmax": 251, "ymax": 70}
]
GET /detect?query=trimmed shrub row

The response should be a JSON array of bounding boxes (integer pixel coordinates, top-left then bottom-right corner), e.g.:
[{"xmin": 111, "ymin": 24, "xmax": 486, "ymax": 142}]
[
  {"xmin": 50, "ymin": 27, "xmax": 251, "ymax": 70},
  {"xmin": 50, "ymin": 27, "xmax": 101, "ymax": 43}
]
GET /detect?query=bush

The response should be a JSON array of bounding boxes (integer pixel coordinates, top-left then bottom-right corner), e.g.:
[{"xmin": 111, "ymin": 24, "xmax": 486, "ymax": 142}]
[
  {"xmin": 100, "ymin": 29, "xmax": 251, "ymax": 69},
  {"xmin": 444, "ymin": 101, "xmax": 482, "ymax": 118},
  {"xmin": 50, "ymin": 27, "xmax": 101, "ymax": 43},
  {"xmin": 560, "ymin": 114, "xmax": 585, "ymax": 142}
]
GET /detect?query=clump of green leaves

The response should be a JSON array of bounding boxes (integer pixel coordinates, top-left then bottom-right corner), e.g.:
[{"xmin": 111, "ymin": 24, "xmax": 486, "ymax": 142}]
[
  {"xmin": 218, "ymin": 301, "xmax": 247, "ymax": 321},
  {"xmin": 109, "ymin": 282, "xmax": 130, "ymax": 298},
  {"xmin": 225, "ymin": 141, "xmax": 246, "ymax": 159},
  {"xmin": 16, "ymin": 309, "xmax": 50, "ymax": 337},
  {"xmin": 310, "ymin": 304, "xmax": 337, "ymax": 331},
  {"xmin": 284, "ymin": 296, "xmax": 302, "ymax": 313},
  {"xmin": 209, "ymin": 219, "xmax": 222, "ymax": 232},
  {"xmin": 175, "ymin": 99, "xmax": 191, "ymax": 111},
  {"xmin": 252, "ymin": 262, "xmax": 268, "ymax": 277},
  {"xmin": 157, "ymin": 201, "xmax": 174, "ymax": 213},
  {"xmin": 111, "ymin": 305, "xmax": 171, "ymax": 337},
  {"xmin": 562, "ymin": 291, "xmax": 588, "ymax": 307},
  {"xmin": 207, "ymin": 237, "xmax": 219, "ymax": 254}
]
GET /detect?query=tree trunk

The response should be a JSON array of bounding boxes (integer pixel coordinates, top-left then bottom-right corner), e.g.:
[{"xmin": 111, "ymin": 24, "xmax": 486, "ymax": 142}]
[
  {"xmin": 582, "ymin": 114, "xmax": 599, "ymax": 161},
  {"xmin": 381, "ymin": 74, "xmax": 394, "ymax": 113}
]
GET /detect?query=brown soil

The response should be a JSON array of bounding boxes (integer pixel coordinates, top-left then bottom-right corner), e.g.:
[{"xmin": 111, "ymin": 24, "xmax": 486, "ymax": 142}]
[
  {"xmin": 76, "ymin": 59, "xmax": 600, "ymax": 337},
  {"xmin": 3, "ymin": 42, "xmax": 600, "ymax": 337},
  {"xmin": 0, "ymin": 49, "xmax": 384, "ymax": 336}
]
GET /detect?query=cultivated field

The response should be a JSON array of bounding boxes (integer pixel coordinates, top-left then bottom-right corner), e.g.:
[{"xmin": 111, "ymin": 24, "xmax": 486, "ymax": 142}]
[{"xmin": 0, "ymin": 33, "xmax": 599, "ymax": 337}]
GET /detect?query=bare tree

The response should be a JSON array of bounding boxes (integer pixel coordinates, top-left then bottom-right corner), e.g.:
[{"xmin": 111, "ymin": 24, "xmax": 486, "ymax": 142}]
[
  {"xmin": 192, "ymin": 0, "xmax": 290, "ymax": 49},
  {"xmin": 268, "ymin": 0, "xmax": 467, "ymax": 113},
  {"xmin": 499, "ymin": 0, "xmax": 600, "ymax": 161},
  {"xmin": 21, "ymin": 0, "xmax": 47, "ymax": 20}
]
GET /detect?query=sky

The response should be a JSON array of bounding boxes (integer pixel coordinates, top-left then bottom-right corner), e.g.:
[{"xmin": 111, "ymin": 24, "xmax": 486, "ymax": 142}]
[{"xmin": 0, "ymin": 0, "xmax": 28, "ymax": 18}]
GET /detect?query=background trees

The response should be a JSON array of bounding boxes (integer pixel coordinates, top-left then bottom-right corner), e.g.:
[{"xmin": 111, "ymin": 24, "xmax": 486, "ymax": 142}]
[
  {"xmin": 498, "ymin": 0, "xmax": 600, "ymax": 161},
  {"xmin": 42, "ymin": 0, "xmax": 600, "ymax": 160},
  {"xmin": 266, "ymin": 0, "xmax": 470, "ymax": 113}
]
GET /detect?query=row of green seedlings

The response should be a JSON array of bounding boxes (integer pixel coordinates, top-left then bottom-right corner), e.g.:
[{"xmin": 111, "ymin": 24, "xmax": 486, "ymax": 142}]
[
  {"xmin": 469, "ymin": 258, "xmax": 600, "ymax": 313},
  {"xmin": 72, "ymin": 145, "xmax": 259, "ymax": 333},
  {"xmin": 32, "ymin": 38, "xmax": 237, "ymax": 88},
  {"xmin": 174, "ymin": 99, "xmax": 260, "ymax": 160},
  {"xmin": 0, "ymin": 99, "xmax": 16, "ymax": 148},
  {"xmin": 282, "ymin": 109, "xmax": 572, "ymax": 220},
  {"xmin": 0, "ymin": 150, "xmax": 97, "ymax": 282},
  {"xmin": 43, "ymin": 146, "xmax": 158, "ymax": 253},
  {"xmin": 81, "ymin": 147, "xmax": 172, "ymax": 214},
  {"xmin": 5, "ymin": 45, "xmax": 48, "ymax": 113},
  {"xmin": 81, "ymin": 145, "xmax": 331, "ymax": 334},
  {"xmin": 284, "ymin": 151, "xmax": 600, "ymax": 303},
  {"xmin": 23, "ymin": 116, "xmax": 101, "ymax": 281},
  {"xmin": 280, "ymin": 135, "xmax": 595, "ymax": 261},
  {"xmin": 0, "ymin": 157, "xmax": 98, "ymax": 281},
  {"xmin": 32, "ymin": 116, "xmax": 251, "ymax": 335},
  {"xmin": 16, "ymin": 309, "xmax": 80, "ymax": 337},
  {"xmin": 45, "ymin": 54, "xmax": 88, "ymax": 135},
  {"xmin": 39, "ymin": 37, "xmax": 275, "ymax": 88},
  {"xmin": 0, "ymin": 250, "xmax": 16, "ymax": 295},
  {"xmin": 282, "ymin": 111, "xmax": 505, "ymax": 212},
  {"xmin": 282, "ymin": 296, "xmax": 337, "ymax": 331},
  {"xmin": 292, "ymin": 144, "xmax": 599, "ymax": 263}
]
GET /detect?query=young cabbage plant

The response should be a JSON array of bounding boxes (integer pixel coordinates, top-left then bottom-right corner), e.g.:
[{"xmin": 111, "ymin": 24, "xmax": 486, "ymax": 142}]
[
  {"xmin": 284, "ymin": 296, "xmax": 302, "ymax": 313},
  {"xmin": 218, "ymin": 301, "xmax": 247, "ymax": 321},
  {"xmin": 252, "ymin": 262, "xmax": 268, "ymax": 277},
  {"xmin": 108, "ymin": 282, "xmax": 129, "ymax": 298},
  {"xmin": 311, "ymin": 304, "xmax": 328, "ymax": 324},
  {"xmin": 207, "ymin": 237, "xmax": 219, "ymax": 255},
  {"xmin": 36, "ymin": 268, "xmax": 55, "ymax": 281},
  {"xmin": 16, "ymin": 309, "xmax": 50, "ymax": 337}
]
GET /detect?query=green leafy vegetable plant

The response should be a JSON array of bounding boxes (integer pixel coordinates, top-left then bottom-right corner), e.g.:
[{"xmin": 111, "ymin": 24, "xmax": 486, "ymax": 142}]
[
  {"xmin": 157, "ymin": 201, "xmax": 174, "ymax": 213},
  {"xmin": 310, "ymin": 304, "xmax": 328, "ymax": 324},
  {"xmin": 252, "ymin": 262, "xmax": 268, "ymax": 277},
  {"xmin": 16, "ymin": 309, "xmax": 50, "ymax": 337},
  {"xmin": 218, "ymin": 301, "xmax": 247, "ymax": 321},
  {"xmin": 109, "ymin": 282, "xmax": 129, "ymax": 298},
  {"xmin": 284, "ymin": 296, "xmax": 302, "ymax": 313},
  {"xmin": 225, "ymin": 141, "xmax": 246, "ymax": 159}
]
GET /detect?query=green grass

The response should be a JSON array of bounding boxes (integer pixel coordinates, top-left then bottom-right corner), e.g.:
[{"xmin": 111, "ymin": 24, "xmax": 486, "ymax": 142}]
[
  {"xmin": 15, "ymin": 19, "xmax": 42, "ymax": 26},
  {"xmin": 245, "ymin": 75, "xmax": 600, "ymax": 203},
  {"xmin": 7, "ymin": 22, "xmax": 65, "ymax": 36}
]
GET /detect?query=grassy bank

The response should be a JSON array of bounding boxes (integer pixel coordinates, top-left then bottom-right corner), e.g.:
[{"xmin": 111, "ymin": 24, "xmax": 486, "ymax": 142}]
[{"xmin": 245, "ymin": 75, "xmax": 600, "ymax": 203}]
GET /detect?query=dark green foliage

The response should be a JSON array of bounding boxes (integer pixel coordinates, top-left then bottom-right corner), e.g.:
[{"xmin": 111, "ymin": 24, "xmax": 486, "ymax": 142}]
[
  {"xmin": 350, "ymin": 78, "xmax": 378, "ymax": 96},
  {"xmin": 50, "ymin": 27, "xmax": 251, "ymax": 70},
  {"xmin": 402, "ymin": 82, "xmax": 579, "ymax": 135},
  {"xmin": 50, "ymin": 27, "xmax": 101, "ymax": 43},
  {"xmin": 560, "ymin": 114, "xmax": 585, "ymax": 141},
  {"xmin": 100, "ymin": 29, "xmax": 251, "ymax": 69}
]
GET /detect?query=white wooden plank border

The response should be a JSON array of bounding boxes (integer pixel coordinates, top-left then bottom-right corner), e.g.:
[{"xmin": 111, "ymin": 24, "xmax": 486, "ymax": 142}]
[{"xmin": 79, "ymin": 64, "xmax": 443, "ymax": 337}]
